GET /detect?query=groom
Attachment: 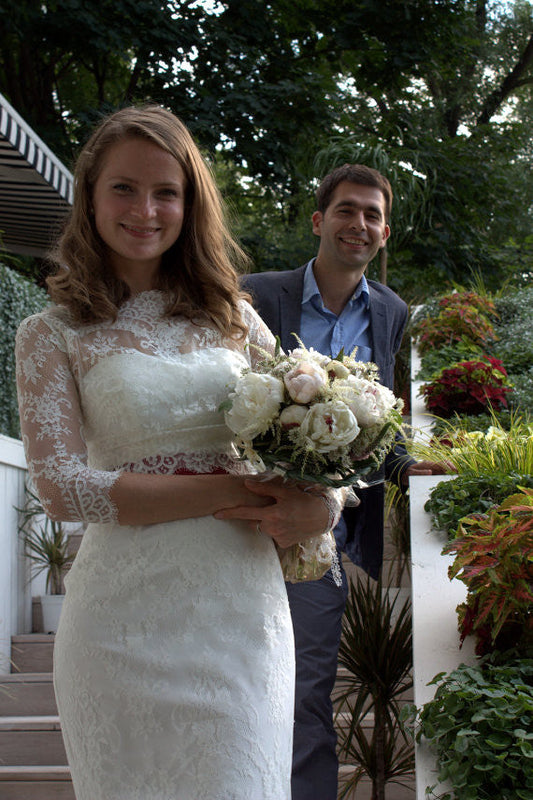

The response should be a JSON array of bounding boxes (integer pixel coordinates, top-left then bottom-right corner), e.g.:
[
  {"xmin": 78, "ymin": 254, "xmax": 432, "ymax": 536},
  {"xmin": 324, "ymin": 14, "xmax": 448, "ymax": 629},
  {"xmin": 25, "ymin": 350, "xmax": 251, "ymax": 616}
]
[{"xmin": 242, "ymin": 163, "xmax": 442, "ymax": 799}]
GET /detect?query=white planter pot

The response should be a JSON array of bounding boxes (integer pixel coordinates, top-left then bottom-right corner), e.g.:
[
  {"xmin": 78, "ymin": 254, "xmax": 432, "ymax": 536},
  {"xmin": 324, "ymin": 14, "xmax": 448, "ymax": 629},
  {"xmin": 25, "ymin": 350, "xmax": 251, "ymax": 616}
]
[{"xmin": 41, "ymin": 594, "xmax": 65, "ymax": 634}]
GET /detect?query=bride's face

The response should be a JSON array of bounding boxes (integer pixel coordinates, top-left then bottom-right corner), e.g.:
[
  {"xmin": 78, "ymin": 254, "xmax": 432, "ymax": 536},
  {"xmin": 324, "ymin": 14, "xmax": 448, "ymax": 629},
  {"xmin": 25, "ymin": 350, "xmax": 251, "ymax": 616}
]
[{"xmin": 92, "ymin": 136, "xmax": 186, "ymax": 290}]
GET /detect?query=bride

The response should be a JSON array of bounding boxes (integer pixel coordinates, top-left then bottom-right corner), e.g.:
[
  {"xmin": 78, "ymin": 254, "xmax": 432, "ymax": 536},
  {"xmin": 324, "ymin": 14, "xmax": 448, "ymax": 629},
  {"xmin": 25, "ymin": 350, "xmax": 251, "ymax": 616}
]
[{"xmin": 15, "ymin": 105, "xmax": 341, "ymax": 800}]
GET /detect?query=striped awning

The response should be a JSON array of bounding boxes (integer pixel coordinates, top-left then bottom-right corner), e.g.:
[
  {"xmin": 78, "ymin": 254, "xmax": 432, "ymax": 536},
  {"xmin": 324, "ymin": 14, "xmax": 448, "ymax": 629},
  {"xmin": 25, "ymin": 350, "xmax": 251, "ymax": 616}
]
[{"xmin": 0, "ymin": 92, "xmax": 73, "ymax": 258}]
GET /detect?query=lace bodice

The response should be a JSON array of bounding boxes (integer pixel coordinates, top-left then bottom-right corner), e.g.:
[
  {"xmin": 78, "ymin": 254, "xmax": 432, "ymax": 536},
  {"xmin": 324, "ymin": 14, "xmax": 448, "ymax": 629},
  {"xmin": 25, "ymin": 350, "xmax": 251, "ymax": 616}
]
[{"xmin": 16, "ymin": 291, "xmax": 276, "ymax": 524}]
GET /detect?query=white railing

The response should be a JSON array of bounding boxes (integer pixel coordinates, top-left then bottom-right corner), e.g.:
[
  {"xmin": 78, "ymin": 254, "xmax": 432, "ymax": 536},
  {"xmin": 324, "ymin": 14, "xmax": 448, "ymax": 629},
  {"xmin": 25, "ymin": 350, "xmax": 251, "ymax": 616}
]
[
  {"xmin": 0, "ymin": 435, "xmax": 42, "ymax": 674},
  {"xmin": 409, "ymin": 346, "xmax": 476, "ymax": 798}
]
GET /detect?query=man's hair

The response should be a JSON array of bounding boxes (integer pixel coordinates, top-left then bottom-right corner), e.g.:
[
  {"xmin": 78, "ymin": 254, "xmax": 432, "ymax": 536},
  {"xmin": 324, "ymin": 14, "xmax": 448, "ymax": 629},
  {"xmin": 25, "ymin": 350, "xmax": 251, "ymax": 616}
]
[{"xmin": 315, "ymin": 164, "xmax": 393, "ymax": 222}]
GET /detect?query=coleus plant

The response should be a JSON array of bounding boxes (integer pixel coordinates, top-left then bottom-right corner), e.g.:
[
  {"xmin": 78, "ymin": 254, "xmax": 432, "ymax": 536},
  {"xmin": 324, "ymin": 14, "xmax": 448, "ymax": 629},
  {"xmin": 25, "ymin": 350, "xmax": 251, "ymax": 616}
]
[
  {"xmin": 442, "ymin": 487, "xmax": 533, "ymax": 656},
  {"xmin": 414, "ymin": 294, "xmax": 496, "ymax": 357},
  {"xmin": 420, "ymin": 357, "xmax": 512, "ymax": 417}
]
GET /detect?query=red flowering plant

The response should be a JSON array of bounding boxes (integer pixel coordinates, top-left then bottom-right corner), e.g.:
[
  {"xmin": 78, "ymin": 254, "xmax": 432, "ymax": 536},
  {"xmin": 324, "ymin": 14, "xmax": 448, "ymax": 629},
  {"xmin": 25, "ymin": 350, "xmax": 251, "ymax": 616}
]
[
  {"xmin": 442, "ymin": 487, "xmax": 533, "ymax": 656},
  {"xmin": 413, "ymin": 292, "xmax": 497, "ymax": 357},
  {"xmin": 420, "ymin": 357, "xmax": 513, "ymax": 417}
]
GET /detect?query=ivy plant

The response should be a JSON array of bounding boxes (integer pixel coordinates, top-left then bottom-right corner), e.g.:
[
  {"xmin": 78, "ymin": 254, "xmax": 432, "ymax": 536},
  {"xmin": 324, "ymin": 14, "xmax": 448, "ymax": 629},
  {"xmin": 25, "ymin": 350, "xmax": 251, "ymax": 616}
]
[
  {"xmin": 412, "ymin": 656, "xmax": 533, "ymax": 800},
  {"xmin": 0, "ymin": 263, "xmax": 48, "ymax": 438}
]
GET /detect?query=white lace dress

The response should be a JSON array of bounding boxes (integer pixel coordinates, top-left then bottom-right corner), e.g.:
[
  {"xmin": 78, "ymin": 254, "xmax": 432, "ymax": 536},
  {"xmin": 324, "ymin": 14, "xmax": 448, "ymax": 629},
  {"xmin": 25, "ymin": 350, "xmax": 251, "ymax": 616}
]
[{"xmin": 15, "ymin": 292, "xmax": 294, "ymax": 800}]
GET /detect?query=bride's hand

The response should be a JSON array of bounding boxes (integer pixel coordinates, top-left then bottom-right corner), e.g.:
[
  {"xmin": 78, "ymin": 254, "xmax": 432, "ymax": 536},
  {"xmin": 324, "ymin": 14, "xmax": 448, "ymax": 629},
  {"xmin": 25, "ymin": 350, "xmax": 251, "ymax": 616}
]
[{"xmin": 214, "ymin": 477, "xmax": 330, "ymax": 549}]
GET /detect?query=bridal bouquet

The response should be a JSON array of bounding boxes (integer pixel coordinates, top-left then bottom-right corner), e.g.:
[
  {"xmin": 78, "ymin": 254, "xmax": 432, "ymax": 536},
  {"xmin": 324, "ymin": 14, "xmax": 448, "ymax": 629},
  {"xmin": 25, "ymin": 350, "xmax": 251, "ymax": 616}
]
[{"xmin": 221, "ymin": 341, "xmax": 404, "ymax": 582}]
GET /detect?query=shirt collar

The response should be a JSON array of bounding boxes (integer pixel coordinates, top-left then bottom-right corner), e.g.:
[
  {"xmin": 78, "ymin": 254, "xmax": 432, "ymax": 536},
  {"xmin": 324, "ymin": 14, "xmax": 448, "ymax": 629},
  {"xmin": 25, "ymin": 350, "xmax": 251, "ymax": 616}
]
[{"xmin": 303, "ymin": 259, "xmax": 370, "ymax": 309}]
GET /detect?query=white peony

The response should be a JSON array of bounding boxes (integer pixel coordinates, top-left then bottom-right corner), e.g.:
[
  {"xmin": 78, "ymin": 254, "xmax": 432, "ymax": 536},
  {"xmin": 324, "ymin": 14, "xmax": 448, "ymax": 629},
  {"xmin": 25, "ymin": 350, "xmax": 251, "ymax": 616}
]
[
  {"xmin": 225, "ymin": 372, "xmax": 284, "ymax": 440},
  {"xmin": 284, "ymin": 360, "xmax": 328, "ymax": 404},
  {"xmin": 343, "ymin": 376, "xmax": 397, "ymax": 427},
  {"xmin": 289, "ymin": 347, "xmax": 330, "ymax": 368},
  {"xmin": 325, "ymin": 359, "xmax": 351, "ymax": 379},
  {"xmin": 279, "ymin": 404, "xmax": 308, "ymax": 429},
  {"xmin": 299, "ymin": 401, "xmax": 360, "ymax": 453}
]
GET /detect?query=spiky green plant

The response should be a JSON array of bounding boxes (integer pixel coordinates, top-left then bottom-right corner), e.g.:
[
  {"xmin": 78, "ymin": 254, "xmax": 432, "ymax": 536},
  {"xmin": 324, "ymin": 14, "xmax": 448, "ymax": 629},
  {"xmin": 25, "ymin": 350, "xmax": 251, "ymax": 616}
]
[
  {"xmin": 334, "ymin": 575, "xmax": 414, "ymax": 800},
  {"xmin": 412, "ymin": 409, "xmax": 533, "ymax": 477},
  {"xmin": 17, "ymin": 488, "xmax": 74, "ymax": 595}
]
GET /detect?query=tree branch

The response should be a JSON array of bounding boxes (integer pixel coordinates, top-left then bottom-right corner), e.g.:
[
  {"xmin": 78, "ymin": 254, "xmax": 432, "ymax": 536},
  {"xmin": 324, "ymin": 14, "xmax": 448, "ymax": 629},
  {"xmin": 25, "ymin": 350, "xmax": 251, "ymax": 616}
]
[{"xmin": 477, "ymin": 32, "xmax": 533, "ymax": 126}]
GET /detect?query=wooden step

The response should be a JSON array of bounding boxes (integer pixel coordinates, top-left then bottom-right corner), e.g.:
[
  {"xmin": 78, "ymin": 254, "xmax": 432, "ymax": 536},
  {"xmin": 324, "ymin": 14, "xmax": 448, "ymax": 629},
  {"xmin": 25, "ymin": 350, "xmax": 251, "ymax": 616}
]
[
  {"xmin": 10, "ymin": 635, "xmax": 54, "ymax": 674},
  {"xmin": 0, "ymin": 766, "xmax": 74, "ymax": 800},
  {"xmin": 0, "ymin": 716, "xmax": 67, "ymax": 766},
  {"xmin": 0, "ymin": 674, "xmax": 57, "ymax": 716}
]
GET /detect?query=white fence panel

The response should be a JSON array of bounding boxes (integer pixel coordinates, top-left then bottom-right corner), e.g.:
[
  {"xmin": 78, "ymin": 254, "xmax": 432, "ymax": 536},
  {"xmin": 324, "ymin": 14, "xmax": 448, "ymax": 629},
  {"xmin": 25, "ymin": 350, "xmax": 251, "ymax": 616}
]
[{"xmin": 0, "ymin": 434, "xmax": 33, "ymax": 673}]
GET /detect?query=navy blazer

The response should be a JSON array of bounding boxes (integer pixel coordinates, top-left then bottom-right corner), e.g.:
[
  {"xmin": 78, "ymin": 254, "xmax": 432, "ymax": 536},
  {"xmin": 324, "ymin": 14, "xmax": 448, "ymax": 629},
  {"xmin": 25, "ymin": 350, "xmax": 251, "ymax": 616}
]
[{"xmin": 242, "ymin": 265, "xmax": 414, "ymax": 578}]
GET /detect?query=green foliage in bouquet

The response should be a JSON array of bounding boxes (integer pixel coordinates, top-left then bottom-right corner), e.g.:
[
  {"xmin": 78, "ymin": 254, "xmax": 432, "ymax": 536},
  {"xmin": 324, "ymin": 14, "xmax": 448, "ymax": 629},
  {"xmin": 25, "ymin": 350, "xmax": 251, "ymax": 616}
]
[
  {"xmin": 443, "ymin": 487, "xmax": 533, "ymax": 656},
  {"xmin": 413, "ymin": 655, "xmax": 533, "ymax": 800}
]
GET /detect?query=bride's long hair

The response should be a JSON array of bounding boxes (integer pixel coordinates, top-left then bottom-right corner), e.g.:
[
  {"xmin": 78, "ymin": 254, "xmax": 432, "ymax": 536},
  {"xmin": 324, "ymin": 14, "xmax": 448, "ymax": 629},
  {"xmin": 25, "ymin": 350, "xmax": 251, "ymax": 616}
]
[{"xmin": 46, "ymin": 105, "xmax": 251, "ymax": 337}]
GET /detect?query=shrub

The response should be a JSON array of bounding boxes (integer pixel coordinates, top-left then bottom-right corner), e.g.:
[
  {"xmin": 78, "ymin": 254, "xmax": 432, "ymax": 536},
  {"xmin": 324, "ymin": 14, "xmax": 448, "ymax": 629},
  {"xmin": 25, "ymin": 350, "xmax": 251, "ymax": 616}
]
[
  {"xmin": 0, "ymin": 263, "xmax": 48, "ymax": 438},
  {"xmin": 420, "ymin": 357, "xmax": 512, "ymax": 417},
  {"xmin": 416, "ymin": 341, "xmax": 485, "ymax": 382},
  {"xmin": 443, "ymin": 488, "xmax": 533, "ymax": 656},
  {"xmin": 508, "ymin": 368, "xmax": 533, "ymax": 416},
  {"xmin": 413, "ymin": 292, "xmax": 496, "ymax": 357},
  {"xmin": 492, "ymin": 318, "xmax": 533, "ymax": 375},
  {"xmin": 414, "ymin": 655, "xmax": 533, "ymax": 800},
  {"xmin": 424, "ymin": 472, "xmax": 533, "ymax": 540}
]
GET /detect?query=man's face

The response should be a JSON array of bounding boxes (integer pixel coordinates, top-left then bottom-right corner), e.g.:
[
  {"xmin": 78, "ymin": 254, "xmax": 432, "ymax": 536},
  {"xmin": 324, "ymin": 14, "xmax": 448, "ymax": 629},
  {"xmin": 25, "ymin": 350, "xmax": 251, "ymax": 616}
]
[{"xmin": 312, "ymin": 181, "xmax": 390, "ymax": 275}]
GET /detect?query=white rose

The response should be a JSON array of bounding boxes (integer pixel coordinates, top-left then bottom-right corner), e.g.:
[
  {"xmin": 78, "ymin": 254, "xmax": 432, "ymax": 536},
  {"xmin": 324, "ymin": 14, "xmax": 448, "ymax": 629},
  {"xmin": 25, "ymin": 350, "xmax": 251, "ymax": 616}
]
[
  {"xmin": 279, "ymin": 404, "xmax": 308, "ymax": 429},
  {"xmin": 284, "ymin": 361, "xmax": 328, "ymax": 404},
  {"xmin": 344, "ymin": 376, "xmax": 396, "ymax": 427},
  {"xmin": 299, "ymin": 401, "xmax": 360, "ymax": 453},
  {"xmin": 225, "ymin": 372, "xmax": 284, "ymax": 439}
]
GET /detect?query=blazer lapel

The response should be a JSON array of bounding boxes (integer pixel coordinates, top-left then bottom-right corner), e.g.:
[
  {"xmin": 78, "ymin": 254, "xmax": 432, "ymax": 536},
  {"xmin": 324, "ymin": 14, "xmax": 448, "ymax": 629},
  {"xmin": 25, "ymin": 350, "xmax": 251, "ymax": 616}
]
[
  {"xmin": 278, "ymin": 266, "xmax": 306, "ymax": 352},
  {"xmin": 368, "ymin": 289, "xmax": 390, "ymax": 374}
]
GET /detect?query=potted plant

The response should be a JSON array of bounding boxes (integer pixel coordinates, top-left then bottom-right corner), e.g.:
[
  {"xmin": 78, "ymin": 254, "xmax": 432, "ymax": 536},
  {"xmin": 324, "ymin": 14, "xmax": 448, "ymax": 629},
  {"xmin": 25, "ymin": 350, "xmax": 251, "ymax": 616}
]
[
  {"xmin": 334, "ymin": 575, "xmax": 414, "ymax": 799},
  {"xmin": 17, "ymin": 487, "xmax": 74, "ymax": 633}
]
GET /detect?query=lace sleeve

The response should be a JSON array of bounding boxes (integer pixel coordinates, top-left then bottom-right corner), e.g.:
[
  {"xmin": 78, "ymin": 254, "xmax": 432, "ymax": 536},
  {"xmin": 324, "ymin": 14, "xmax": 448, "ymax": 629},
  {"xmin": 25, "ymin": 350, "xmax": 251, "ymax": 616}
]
[
  {"xmin": 15, "ymin": 314, "xmax": 120, "ymax": 524},
  {"xmin": 241, "ymin": 300, "xmax": 279, "ymax": 367}
]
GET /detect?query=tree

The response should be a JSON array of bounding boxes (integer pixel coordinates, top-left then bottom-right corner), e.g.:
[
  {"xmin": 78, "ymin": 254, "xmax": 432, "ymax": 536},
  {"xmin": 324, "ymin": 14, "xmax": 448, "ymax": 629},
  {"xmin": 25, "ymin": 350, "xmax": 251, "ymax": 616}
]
[
  {"xmin": 0, "ymin": 0, "xmax": 204, "ymax": 163},
  {"xmin": 1, "ymin": 1, "xmax": 532, "ymax": 297},
  {"xmin": 304, "ymin": 0, "xmax": 533, "ymax": 295}
]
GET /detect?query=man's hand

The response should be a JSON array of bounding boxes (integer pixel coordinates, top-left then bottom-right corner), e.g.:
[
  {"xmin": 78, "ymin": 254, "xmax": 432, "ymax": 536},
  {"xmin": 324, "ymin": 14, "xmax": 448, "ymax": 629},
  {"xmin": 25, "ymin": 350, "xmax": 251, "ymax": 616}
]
[
  {"xmin": 213, "ymin": 476, "xmax": 330, "ymax": 548},
  {"xmin": 401, "ymin": 460, "xmax": 451, "ymax": 487}
]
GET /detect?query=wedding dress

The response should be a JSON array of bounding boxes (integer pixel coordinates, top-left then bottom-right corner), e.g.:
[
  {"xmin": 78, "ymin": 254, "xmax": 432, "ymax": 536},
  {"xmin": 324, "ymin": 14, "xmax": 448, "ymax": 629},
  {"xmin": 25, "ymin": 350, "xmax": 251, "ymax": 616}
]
[{"xmin": 15, "ymin": 291, "xmax": 294, "ymax": 800}]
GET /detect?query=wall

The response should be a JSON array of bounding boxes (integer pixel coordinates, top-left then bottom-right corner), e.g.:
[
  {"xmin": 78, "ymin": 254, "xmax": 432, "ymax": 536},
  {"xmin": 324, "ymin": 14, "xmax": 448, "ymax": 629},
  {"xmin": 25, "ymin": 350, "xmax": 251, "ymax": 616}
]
[
  {"xmin": 0, "ymin": 434, "xmax": 37, "ymax": 673},
  {"xmin": 409, "ymin": 345, "xmax": 476, "ymax": 798}
]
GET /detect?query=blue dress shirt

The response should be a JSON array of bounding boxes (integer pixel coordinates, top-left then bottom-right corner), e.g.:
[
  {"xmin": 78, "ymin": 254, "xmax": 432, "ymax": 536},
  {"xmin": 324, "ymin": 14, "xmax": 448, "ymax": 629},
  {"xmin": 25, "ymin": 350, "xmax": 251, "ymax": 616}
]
[
  {"xmin": 299, "ymin": 259, "xmax": 373, "ymax": 551},
  {"xmin": 299, "ymin": 259, "xmax": 372, "ymax": 363}
]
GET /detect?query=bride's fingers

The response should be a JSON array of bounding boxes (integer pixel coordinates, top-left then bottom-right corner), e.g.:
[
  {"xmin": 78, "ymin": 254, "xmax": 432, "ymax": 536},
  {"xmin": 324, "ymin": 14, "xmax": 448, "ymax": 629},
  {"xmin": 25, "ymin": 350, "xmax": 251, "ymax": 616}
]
[{"xmin": 214, "ymin": 505, "xmax": 266, "ymax": 522}]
